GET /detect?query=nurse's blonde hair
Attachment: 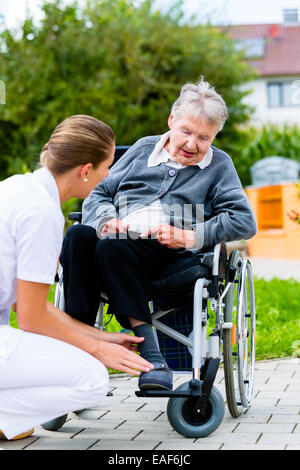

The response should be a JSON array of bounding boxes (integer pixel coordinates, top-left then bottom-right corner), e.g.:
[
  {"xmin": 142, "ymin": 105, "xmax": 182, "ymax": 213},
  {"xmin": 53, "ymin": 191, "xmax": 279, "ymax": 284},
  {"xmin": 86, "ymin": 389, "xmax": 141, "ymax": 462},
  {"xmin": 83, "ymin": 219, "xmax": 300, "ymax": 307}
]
[{"xmin": 40, "ymin": 115, "xmax": 115, "ymax": 175}]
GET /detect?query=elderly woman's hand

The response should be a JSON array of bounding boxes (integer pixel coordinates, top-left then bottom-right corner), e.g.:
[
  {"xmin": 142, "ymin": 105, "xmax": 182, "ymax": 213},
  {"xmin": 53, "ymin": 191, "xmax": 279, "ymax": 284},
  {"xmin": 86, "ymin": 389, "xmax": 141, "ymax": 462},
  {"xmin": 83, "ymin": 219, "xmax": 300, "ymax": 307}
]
[
  {"xmin": 141, "ymin": 224, "xmax": 196, "ymax": 249},
  {"xmin": 100, "ymin": 217, "xmax": 129, "ymax": 236}
]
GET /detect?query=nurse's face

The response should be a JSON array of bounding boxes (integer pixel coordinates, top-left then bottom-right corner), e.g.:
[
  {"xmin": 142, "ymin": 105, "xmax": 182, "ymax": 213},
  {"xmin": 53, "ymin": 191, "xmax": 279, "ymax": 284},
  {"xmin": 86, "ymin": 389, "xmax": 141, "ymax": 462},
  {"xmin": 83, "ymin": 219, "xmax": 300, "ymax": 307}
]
[{"xmin": 82, "ymin": 145, "xmax": 115, "ymax": 198}]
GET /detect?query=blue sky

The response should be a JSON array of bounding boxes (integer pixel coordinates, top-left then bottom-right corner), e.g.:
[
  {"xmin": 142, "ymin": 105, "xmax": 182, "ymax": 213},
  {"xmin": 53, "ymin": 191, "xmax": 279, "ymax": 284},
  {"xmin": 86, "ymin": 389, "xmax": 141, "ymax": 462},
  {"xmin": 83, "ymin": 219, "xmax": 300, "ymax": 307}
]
[{"xmin": 1, "ymin": 0, "xmax": 300, "ymax": 28}]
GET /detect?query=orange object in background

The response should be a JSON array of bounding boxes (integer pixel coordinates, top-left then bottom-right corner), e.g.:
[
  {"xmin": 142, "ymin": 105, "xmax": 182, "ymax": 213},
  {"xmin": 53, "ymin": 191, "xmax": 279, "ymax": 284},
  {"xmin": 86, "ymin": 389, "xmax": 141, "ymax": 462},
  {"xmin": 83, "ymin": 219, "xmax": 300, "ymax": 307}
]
[
  {"xmin": 232, "ymin": 324, "xmax": 236, "ymax": 345},
  {"xmin": 245, "ymin": 183, "xmax": 300, "ymax": 259}
]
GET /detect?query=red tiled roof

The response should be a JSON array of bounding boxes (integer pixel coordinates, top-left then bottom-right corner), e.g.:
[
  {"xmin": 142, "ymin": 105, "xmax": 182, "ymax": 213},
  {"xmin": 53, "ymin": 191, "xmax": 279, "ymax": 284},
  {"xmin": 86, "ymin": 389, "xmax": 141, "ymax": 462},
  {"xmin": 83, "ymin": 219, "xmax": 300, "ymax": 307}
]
[{"xmin": 226, "ymin": 24, "xmax": 300, "ymax": 76}]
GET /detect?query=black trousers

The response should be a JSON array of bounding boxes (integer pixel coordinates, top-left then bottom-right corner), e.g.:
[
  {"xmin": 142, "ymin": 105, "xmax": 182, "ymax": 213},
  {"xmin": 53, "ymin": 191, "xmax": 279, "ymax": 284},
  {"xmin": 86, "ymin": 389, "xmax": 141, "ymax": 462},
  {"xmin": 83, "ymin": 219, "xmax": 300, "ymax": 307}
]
[{"xmin": 60, "ymin": 224, "xmax": 199, "ymax": 330}]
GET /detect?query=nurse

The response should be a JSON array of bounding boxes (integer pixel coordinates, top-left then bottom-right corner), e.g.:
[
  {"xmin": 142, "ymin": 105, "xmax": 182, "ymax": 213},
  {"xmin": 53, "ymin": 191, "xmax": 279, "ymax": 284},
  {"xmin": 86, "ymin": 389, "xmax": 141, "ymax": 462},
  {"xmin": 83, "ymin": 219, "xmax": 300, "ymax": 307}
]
[{"xmin": 0, "ymin": 114, "xmax": 153, "ymax": 441}]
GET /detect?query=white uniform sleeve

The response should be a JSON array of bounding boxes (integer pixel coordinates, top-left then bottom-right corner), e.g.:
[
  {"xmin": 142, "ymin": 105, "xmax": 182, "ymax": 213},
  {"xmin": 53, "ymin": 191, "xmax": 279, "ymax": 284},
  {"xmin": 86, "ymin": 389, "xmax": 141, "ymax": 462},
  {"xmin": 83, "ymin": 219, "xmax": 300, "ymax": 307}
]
[{"xmin": 16, "ymin": 204, "xmax": 64, "ymax": 285}]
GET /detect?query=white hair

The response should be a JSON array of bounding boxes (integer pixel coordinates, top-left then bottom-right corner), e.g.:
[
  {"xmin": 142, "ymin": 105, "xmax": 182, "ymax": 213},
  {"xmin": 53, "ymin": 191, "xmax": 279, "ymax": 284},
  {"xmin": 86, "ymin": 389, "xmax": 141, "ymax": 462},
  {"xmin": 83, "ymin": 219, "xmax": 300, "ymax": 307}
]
[{"xmin": 171, "ymin": 77, "xmax": 228, "ymax": 132}]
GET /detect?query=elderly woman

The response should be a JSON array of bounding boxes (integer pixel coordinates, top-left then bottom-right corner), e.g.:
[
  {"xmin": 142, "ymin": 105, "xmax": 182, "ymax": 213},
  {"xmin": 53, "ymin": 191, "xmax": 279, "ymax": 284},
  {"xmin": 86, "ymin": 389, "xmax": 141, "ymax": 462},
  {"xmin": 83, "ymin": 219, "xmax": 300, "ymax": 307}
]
[{"xmin": 60, "ymin": 79, "xmax": 257, "ymax": 391}]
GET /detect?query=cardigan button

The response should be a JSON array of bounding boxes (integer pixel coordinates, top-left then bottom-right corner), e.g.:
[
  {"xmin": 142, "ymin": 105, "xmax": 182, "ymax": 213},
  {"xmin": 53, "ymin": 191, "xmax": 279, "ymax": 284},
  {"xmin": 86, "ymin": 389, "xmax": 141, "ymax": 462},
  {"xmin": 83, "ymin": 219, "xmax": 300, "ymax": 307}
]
[{"xmin": 168, "ymin": 169, "xmax": 176, "ymax": 177}]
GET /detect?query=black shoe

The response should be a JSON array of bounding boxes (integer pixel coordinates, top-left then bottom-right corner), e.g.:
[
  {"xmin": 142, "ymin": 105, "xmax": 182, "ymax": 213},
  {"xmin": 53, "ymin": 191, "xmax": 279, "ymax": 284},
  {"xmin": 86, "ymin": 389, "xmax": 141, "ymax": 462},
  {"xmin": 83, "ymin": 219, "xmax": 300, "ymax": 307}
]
[{"xmin": 138, "ymin": 362, "xmax": 173, "ymax": 391}]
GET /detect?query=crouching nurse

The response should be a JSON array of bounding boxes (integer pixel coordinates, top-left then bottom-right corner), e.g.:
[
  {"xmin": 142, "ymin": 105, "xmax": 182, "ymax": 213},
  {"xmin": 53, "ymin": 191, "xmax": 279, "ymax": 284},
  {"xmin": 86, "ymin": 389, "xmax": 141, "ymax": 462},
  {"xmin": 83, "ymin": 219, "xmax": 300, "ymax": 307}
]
[{"xmin": 0, "ymin": 115, "xmax": 153, "ymax": 441}]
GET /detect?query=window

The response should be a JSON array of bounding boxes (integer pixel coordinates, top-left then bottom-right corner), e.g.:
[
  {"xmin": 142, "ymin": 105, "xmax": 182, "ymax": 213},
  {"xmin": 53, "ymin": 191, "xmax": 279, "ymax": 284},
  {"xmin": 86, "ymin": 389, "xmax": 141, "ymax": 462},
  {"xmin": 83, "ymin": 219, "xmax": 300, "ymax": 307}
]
[
  {"xmin": 283, "ymin": 9, "xmax": 299, "ymax": 25},
  {"xmin": 267, "ymin": 81, "xmax": 300, "ymax": 107},
  {"xmin": 235, "ymin": 38, "xmax": 265, "ymax": 59}
]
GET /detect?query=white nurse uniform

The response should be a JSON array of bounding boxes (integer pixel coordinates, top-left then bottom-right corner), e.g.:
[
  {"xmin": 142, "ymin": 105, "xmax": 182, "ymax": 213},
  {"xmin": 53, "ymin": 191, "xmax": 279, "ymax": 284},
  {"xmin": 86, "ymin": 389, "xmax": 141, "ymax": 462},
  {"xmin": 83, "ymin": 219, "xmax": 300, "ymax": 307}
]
[{"xmin": 0, "ymin": 167, "xmax": 108, "ymax": 439}]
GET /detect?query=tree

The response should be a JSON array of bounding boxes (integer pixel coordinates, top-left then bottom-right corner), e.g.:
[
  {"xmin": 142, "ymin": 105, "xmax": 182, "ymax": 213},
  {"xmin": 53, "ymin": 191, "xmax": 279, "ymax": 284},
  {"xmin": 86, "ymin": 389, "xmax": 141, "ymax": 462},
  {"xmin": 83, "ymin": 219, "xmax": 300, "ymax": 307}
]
[
  {"xmin": 0, "ymin": 0, "xmax": 254, "ymax": 179},
  {"xmin": 238, "ymin": 124, "xmax": 300, "ymax": 186}
]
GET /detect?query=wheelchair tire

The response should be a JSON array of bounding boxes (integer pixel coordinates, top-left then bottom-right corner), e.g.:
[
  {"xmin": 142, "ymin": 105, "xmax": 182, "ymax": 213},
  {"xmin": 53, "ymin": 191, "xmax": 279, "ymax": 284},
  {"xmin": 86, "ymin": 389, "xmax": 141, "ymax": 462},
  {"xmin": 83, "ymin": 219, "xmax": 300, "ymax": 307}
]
[
  {"xmin": 223, "ymin": 250, "xmax": 255, "ymax": 417},
  {"xmin": 236, "ymin": 259, "xmax": 255, "ymax": 408},
  {"xmin": 54, "ymin": 266, "xmax": 65, "ymax": 311},
  {"xmin": 167, "ymin": 381, "xmax": 225, "ymax": 438},
  {"xmin": 41, "ymin": 414, "xmax": 68, "ymax": 431}
]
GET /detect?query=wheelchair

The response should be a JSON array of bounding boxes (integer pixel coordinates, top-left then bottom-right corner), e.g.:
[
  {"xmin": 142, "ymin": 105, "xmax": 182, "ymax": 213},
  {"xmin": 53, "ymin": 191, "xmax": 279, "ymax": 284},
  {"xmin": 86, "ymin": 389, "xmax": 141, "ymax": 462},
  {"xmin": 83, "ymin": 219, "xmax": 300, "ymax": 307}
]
[{"xmin": 42, "ymin": 147, "xmax": 256, "ymax": 438}]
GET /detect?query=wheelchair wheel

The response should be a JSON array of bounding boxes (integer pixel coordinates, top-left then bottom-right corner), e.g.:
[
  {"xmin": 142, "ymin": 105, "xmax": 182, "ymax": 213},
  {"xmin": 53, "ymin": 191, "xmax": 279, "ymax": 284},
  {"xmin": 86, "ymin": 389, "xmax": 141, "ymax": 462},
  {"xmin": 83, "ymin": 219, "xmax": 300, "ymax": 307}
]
[
  {"xmin": 223, "ymin": 250, "xmax": 255, "ymax": 417},
  {"xmin": 167, "ymin": 381, "xmax": 225, "ymax": 438},
  {"xmin": 54, "ymin": 265, "xmax": 65, "ymax": 311},
  {"xmin": 41, "ymin": 414, "xmax": 68, "ymax": 431}
]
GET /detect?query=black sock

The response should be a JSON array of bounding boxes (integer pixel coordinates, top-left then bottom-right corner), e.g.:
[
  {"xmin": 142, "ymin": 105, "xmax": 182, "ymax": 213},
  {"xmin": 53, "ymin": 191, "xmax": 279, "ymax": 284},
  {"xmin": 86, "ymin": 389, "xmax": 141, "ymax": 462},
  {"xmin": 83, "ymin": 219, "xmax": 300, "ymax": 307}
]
[{"xmin": 133, "ymin": 323, "xmax": 168, "ymax": 366}]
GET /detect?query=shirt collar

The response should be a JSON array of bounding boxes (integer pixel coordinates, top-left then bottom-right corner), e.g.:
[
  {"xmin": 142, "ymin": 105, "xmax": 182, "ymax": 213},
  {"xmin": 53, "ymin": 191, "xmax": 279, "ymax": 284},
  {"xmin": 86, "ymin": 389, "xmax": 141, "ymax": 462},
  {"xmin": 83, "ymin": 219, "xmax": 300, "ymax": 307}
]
[
  {"xmin": 147, "ymin": 131, "xmax": 213, "ymax": 169},
  {"xmin": 33, "ymin": 166, "xmax": 61, "ymax": 207}
]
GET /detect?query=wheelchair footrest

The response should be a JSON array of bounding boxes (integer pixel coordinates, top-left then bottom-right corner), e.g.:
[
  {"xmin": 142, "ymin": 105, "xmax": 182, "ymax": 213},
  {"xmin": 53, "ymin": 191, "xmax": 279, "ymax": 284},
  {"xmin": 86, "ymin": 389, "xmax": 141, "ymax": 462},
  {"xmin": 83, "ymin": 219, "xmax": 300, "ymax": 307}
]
[
  {"xmin": 135, "ymin": 358, "xmax": 220, "ymax": 401},
  {"xmin": 135, "ymin": 387, "xmax": 202, "ymax": 398}
]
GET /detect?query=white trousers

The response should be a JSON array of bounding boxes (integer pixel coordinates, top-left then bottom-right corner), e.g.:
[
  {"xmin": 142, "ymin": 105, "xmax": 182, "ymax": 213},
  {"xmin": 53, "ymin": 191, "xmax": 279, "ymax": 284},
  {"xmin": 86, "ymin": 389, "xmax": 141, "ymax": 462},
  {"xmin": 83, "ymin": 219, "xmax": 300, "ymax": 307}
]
[{"xmin": 0, "ymin": 326, "xmax": 109, "ymax": 439}]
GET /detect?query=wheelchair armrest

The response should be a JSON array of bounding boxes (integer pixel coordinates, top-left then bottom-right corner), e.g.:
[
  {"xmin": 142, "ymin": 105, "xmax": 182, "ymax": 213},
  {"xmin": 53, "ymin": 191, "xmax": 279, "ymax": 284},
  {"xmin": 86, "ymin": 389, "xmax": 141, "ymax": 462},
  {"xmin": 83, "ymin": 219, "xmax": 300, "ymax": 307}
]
[{"xmin": 68, "ymin": 212, "xmax": 82, "ymax": 223}]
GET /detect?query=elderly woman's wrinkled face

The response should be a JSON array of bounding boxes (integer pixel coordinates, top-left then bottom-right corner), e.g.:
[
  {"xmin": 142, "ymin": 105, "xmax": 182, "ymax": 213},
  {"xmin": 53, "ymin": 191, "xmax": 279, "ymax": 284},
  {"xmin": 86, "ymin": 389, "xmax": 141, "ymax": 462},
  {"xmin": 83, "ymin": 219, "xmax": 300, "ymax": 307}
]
[{"xmin": 165, "ymin": 114, "xmax": 218, "ymax": 166}]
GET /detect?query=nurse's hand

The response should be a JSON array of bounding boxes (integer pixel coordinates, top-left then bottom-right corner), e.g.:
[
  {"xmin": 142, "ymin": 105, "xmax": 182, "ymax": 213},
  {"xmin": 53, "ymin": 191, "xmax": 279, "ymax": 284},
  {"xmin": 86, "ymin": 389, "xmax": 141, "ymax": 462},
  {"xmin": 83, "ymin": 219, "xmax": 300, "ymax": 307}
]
[
  {"xmin": 101, "ymin": 332, "xmax": 145, "ymax": 352},
  {"xmin": 100, "ymin": 218, "xmax": 129, "ymax": 236},
  {"xmin": 11, "ymin": 302, "xmax": 17, "ymax": 312},
  {"xmin": 95, "ymin": 341, "xmax": 154, "ymax": 375},
  {"xmin": 141, "ymin": 224, "xmax": 196, "ymax": 249}
]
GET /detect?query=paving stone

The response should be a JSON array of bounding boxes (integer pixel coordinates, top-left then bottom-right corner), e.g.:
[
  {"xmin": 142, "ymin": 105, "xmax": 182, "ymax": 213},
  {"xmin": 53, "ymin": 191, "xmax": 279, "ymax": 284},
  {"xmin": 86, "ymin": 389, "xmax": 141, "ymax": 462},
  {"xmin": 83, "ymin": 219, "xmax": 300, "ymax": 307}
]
[
  {"xmin": 73, "ymin": 409, "xmax": 108, "ymax": 419},
  {"xmin": 269, "ymin": 415, "xmax": 300, "ymax": 424},
  {"xmin": 107, "ymin": 388, "xmax": 136, "ymax": 396},
  {"xmin": 134, "ymin": 430, "xmax": 186, "ymax": 441},
  {"xmin": 74, "ymin": 428, "xmax": 140, "ymax": 440},
  {"xmin": 221, "ymin": 444, "xmax": 286, "ymax": 450},
  {"xmin": 89, "ymin": 395, "xmax": 131, "ymax": 405},
  {"xmin": 278, "ymin": 397, "xmax": 300, "ymax": 406},
  {"xmin": 258, "ymin": 433, "xmax": 300, "ymax": 445},
  {"xmin": 0, "ymin": 436, "xmax": 38, "ymax": 450},
  {"xmin": 99, "ymin": 410, "xmax": 161, "ymax": 421},
  {"xmin": 32, "ymin": 425, "xmax": 82, "ymax": 439},
  {"xmin": 255, "ymin": 391, "xmax": 300, "ymax": 398},
  {"xmin": 25, "ymin": 438, "xmax": 98, "ymax": 450},
  {"xmin": 64, "ymin": 418, "xmax": 123, "ymax": 429},
  {"xmin": 138, "ymin": 402, "xmax": 169, "ymax": 412},
  {"xmin": 246, "ymin": 405, "xmax": 300, "ymax": 415},
  {"xmin": 235, "ymin": 423, "xmax": 294, "ymax": 433},
  {"xmin": 286, "ymin": 384, "xmax": 300, "ymax": 391},
  {"xmin": 90, "ymin": 439, "xmax": 160, "ymax": 450},
  {"xmin": 117, "ymin": 420, "xmax": 172, "ymax": 430},
  {"xmin": 83, "ymin": 402, "xmax": 144, "ymax": 413},
  {"xmin": 157, "ymin": 441, "xmax": 221, "ymax": 450},
  {"xmin": 249, "ymin": 397, "xmax": 280, "ymax": 406},
  {"xmin": 197, "ymin": 432, "xmax": 261, "ymax": 443},
  {"xmin": 224, "ymin": 413, "xmax": 271, "ymax": 424}
]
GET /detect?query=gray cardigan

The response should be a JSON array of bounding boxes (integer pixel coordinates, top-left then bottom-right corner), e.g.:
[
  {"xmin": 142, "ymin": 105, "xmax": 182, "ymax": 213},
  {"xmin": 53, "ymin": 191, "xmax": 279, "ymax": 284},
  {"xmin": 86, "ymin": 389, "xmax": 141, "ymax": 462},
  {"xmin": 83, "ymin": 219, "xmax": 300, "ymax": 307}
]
[{"xmin": 82, "ymin": 135, "xmax": 257, "ymax": 251}]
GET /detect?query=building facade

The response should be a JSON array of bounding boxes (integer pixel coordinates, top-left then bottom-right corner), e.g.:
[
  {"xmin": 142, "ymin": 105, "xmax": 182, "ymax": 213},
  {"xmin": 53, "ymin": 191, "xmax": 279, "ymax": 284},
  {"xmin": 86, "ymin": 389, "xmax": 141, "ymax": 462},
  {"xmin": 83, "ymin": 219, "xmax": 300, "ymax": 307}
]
[{"xmin": 228, "ymin": 10, "xmax": 300, "ymax": 126}]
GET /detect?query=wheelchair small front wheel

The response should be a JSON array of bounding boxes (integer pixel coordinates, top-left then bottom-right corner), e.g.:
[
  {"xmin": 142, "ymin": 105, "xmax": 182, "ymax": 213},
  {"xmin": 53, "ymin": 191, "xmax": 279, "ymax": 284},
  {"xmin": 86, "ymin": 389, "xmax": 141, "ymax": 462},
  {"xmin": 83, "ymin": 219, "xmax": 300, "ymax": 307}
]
[{"xmin": 167, "ymin": 382, "xmax": 225, "ymax": 438}]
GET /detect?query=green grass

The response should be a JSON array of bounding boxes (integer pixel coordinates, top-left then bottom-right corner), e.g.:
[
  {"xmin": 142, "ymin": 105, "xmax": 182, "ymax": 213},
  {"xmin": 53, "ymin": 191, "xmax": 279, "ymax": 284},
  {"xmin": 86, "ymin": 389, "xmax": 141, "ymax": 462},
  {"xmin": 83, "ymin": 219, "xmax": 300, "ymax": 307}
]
[
  {"xmin": 9, "ymin": 277, "xmax": 300, "ymax": 361},
  {"xmin": 253, "ymin": 276, "xmax": 300, "ymax": 359}
]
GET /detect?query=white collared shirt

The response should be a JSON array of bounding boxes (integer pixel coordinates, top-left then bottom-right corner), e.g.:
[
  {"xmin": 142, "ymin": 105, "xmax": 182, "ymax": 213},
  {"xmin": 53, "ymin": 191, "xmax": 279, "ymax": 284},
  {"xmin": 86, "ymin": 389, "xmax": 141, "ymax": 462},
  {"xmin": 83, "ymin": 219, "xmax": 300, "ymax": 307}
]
[
  {"xmin": 120, "ymin": 132, "xmax": 213, "ymax": 233},
  {"xmin": 147, "ymin": 131, "xmax": 213, "ymax": 169},
  {"xmin": 0, "ymin": 167, "xmax": 64, "ymax": 362}
]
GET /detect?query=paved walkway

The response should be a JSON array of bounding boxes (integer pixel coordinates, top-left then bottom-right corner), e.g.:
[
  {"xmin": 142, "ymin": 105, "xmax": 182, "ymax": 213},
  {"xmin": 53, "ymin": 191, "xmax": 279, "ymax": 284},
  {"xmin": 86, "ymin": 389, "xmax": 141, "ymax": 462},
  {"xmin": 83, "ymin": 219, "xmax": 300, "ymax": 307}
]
[
  {"xmin": 250, "ymin": 256, "xmax": 300, "ymax": 281},
  {"xmin": 1, "ymin": 357, "xmax": 300, "ymax": 451},
  {"xmin": 2, "ymin": 256, "xmax": 299, "ymax": 451}
]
